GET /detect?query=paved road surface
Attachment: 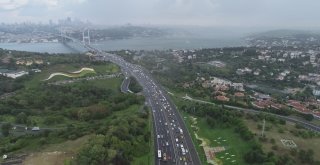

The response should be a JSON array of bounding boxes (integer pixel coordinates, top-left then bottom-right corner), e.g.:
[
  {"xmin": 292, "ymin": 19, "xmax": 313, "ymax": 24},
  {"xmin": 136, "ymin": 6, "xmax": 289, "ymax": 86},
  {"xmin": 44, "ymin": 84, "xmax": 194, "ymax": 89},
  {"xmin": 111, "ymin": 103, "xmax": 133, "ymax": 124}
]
[{"xmin": 92, "ymin": 50, "xmax": 202, "ymax": 165}]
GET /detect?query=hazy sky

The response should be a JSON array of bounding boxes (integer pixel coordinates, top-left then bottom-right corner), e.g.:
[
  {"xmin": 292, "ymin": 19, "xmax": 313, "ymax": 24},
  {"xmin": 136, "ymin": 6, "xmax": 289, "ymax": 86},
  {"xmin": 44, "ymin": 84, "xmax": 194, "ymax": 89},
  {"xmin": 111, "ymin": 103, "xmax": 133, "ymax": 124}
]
[{"xmin": 0, "ymin": 0, "xmax": 319, "ymax": 28}]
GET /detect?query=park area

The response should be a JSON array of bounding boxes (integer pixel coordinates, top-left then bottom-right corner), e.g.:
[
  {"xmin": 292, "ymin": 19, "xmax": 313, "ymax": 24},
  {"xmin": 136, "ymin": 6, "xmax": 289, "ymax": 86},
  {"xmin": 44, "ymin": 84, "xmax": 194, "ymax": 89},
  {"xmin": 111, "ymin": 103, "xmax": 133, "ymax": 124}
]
[
  {"xmin": 180, "ymin": 111, "xmax": 253, "ymax": 165},
  {"xmin": 243, "ymin": 115, "xmax": 320, "ymax": 163}
]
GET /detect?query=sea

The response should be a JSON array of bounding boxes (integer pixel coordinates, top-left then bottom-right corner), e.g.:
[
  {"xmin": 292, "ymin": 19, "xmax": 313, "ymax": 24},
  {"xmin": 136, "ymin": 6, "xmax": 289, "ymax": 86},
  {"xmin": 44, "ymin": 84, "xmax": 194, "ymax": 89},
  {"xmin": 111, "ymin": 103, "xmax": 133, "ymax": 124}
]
[{"xmin": 0, "ymin": 37, "xmax": 245, "ymax": 54}]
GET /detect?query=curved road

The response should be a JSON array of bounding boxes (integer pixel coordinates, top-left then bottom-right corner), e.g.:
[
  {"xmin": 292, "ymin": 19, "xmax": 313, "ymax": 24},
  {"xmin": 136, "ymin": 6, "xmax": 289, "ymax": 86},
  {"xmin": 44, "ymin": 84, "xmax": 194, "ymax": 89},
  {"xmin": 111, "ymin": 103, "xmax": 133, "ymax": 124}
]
[{"xmin": 91, "ymin": 49, "xmax": 201, "ymax": 165}]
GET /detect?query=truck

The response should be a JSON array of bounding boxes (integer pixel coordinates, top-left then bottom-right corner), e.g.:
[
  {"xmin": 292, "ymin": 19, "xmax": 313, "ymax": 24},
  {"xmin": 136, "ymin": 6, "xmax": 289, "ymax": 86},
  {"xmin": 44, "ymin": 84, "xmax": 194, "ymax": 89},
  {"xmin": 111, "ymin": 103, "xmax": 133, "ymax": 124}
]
[{"xmin": 158, "ymin": 150, "xmax": 162, "ymax": 158}]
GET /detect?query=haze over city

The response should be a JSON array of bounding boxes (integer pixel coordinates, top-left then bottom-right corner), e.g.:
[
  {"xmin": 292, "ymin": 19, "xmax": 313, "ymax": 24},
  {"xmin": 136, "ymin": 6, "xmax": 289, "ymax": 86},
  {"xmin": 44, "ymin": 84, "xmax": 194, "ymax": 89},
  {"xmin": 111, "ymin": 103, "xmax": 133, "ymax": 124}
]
[
  {"xmin": 1, "ymin": 1, "xmax": 320, "ymax": 165},
  {"xmin": 0, "ymin": 0, "xmax": 320, "ymax": 29}
]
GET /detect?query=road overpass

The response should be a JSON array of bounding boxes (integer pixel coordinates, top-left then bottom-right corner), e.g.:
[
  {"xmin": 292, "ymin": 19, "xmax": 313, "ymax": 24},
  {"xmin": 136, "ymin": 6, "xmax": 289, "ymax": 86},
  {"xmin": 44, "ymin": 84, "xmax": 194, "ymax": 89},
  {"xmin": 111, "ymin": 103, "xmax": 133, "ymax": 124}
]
[{"xmin": 61, "ymin": 34, "xmax": 202, "ymax": 165}]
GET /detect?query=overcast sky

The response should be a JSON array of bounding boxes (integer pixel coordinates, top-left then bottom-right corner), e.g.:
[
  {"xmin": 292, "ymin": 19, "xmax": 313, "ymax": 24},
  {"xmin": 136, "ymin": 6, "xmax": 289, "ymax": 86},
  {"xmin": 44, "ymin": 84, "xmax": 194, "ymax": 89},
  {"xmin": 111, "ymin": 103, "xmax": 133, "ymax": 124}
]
[{"xmin": 0, "ymin": 0, "xmax": 319, "ymax": 28}]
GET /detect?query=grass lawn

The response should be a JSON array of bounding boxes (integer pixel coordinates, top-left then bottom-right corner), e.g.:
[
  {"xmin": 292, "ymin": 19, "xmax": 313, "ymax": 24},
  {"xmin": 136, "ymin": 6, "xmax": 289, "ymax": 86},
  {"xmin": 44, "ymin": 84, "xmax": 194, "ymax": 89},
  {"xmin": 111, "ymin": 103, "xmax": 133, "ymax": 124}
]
[
  {"xmin": 244, "ymin": 118, "xmax": 320, "ymax": 162},
  {"xmin": 23, "ymin": 135, "xmax": 92, "ymax": 165},
  {"xmin": 88, "ymin": 77, "xmax": 123, "ymax": 92},
  {"xmin": 25, "ymin": 64, "xmax": 79, "ymax": 88},
  {"xmin": 91, "ymin": 63, "xmax": 119, "ymax": 74},
  {"xmin": 25, "ymin": 63, "xmax": 120, "ymax": 89},
  {"xmin": 197, "ymin": 120, "xmax": 251, "ymax": 165},
  {"xmin": 180, "ymin": 111, "xmax": 252, "ymax": 165},
  {"xmin": 132, "ymin": 154, "xmax": 151, "ymax": 165},
  {"xmin": 172, "ymin": 97, "xmax": 252, "ymax": 165}
]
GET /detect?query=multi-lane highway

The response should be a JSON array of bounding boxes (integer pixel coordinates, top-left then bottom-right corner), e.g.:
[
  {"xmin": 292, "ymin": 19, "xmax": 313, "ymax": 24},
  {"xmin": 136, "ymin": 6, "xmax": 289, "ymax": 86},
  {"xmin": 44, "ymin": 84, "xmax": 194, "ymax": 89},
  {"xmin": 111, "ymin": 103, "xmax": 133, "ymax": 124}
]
[
  {"xmin": 57, "ymin": 33, "xmax": 201, "ymax": 164},
  {"xmin": 90, "ymin": 48, "xmax": 201, "ymax": 165}
]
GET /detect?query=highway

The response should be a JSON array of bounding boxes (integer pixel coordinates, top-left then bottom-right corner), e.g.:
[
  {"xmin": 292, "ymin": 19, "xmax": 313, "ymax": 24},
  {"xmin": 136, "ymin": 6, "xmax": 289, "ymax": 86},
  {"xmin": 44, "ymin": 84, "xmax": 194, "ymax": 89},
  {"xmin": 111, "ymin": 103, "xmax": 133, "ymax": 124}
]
[
  {"xmin": 56, "ymin": 33, "xmax": 319, "ymax": 164},
  {"xmin": 56, "ymin": 33, "xmax": 201, "ymax": 164},
  {"xmin": 90, "ymin": 48, "xmax": 201, "ymax": 165}
]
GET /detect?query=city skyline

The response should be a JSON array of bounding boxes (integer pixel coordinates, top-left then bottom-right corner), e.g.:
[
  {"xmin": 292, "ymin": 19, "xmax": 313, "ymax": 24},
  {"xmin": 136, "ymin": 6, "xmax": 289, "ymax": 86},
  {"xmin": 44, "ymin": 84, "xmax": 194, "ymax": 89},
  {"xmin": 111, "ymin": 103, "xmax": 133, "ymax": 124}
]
[{"xmin": 0, "ymin": 0, "xmax": 320, "ymax": 28}]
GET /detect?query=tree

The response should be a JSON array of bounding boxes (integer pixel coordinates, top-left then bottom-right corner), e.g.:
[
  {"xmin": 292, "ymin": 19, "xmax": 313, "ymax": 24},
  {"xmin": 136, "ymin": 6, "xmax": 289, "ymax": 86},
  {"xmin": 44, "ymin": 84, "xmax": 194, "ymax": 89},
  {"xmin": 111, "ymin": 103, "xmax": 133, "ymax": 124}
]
[
  {"xmin": 78, "ymin": 109, "xmax": 91, "ymax": 121},
  {"xmin": 244, "ymin": 149, "xmax": 267, "ymax": 164},
  {"xmin": 128, "ymin": 76, "xmax": 143, "ymax": 93},
  {"xmin": 1, "ymin": 123, "xmax": 12, "ymax": 137},
  {"xmin": 16, "ymin": 112, "xmax": 28, "ymax": 124},
  {"xmin": 302, "ymin": 114, "xmax": 314, "ymax": 121},
  {"xmin": 77, "ymin": 135, "xmax": 108, "ymax": 165},
  {"xmin": 299, "ymin": 149, "xmax": 314, "ymax": 164}
]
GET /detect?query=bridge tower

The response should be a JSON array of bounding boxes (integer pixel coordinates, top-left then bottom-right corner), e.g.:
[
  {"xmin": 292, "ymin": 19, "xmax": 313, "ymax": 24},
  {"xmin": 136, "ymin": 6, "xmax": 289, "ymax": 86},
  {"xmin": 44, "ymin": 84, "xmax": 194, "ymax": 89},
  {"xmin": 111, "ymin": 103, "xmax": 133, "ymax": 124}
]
[
  {"xmin": 82, "ymin": 29, "xmax": 91, "ymax": 45},
  {"xmin": 59, "ymin": 27, "xmax": 68, "ymax": 43}
]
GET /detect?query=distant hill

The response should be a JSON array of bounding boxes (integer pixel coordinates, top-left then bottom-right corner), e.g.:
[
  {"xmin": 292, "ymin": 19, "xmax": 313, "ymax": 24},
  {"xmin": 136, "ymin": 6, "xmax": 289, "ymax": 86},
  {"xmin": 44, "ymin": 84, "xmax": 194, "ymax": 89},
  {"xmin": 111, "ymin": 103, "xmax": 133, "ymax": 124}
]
[{"xmin": 248, "ymin": 29, "xmax": 320, "ymax": 39}]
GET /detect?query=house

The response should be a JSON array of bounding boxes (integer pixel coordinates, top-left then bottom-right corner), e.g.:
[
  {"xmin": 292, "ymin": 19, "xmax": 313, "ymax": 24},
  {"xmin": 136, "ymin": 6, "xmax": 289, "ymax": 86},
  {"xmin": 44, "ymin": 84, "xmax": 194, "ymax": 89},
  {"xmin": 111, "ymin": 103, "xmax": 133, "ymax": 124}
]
[
  {"xmin": 232, "ymin": 83, "xmax": 244, "ymax": 91},
  {"xmin": 253, "ymin": 69, "xmax": 260, "ymax": 76},
  {"xmin": 287, "ymin": 100, "xmax": 311, "ymax": 113},
  {"xmin": 252, "ymin": 100, "xmax": 270, "ymax": 109},
  {"xmin": 34, "ymin": 59, "xmax": 44, "ymax": 64},
  {"xmin": 234, "ymin": 92, "xmax": 245, "ymax": 97},
  {"xmin": 215, "ymin": 84, "xmax": 229, "ymax": 91},
  {"xmin": 3, "ymin": 71, "xmax": 29, "ymax": 79},
  {"xmin": 271, "ymin": 103, "xmax": 287, "ymax": 110},
  {"xmin": 254, "ymin": 92, "xmax": 271, "ymax": 100},
  {"xmin": 313, "ymin": 89, "xmax": 320, "ymax": 96},
  {"xmin": 0, "ymin": 69, "xmax": 29, "ymax": 79},
  {"xmin": 216, "ymin": 95, "xmax": 230, "ymax": 102},
  {"xmin": 236, "ymin": 67, "xmax": 252, "ymax": 75}
]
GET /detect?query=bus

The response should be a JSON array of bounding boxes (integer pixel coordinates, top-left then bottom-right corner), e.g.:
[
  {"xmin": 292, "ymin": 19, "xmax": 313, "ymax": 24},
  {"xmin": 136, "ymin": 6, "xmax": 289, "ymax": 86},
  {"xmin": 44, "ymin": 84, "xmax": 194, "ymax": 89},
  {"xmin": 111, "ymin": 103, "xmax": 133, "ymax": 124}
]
[{"xmin": 158, "ymin": 150, "xmax": 162, "ymax": 158}]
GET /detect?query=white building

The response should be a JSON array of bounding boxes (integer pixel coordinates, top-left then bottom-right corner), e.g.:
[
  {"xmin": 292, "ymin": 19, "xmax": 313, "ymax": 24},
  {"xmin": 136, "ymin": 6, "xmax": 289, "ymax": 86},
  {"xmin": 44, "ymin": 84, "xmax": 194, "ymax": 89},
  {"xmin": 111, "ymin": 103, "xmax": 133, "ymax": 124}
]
[
  {"xmin": 1, "ymin": 71, "xmax": 29, "ymax": 79},
  {"xmin": 232, "ymin": 83, "xmax": 245, "ymax": 91},
  {"xmin": 313, "ymin": 89, "xmax": 320, "ymax": 96}
]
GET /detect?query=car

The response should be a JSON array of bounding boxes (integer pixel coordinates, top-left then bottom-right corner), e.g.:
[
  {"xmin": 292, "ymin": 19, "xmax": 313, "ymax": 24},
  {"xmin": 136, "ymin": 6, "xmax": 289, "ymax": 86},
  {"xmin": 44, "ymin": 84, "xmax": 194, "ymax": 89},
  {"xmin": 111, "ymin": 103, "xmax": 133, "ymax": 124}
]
[
  {"xmin": 157, "ymin": 135, "xmax": 160, "ymax": 138},
  {"xmin": 163, "ymin": 153, "xmax": 167, "ymax": 161},
  {"xmin": 166, "ymin": 142, "xmax": 169, "ymax": 146},
  {"xmin": 176, "ymin": 138, "xmax": 178, "ymax": 142}
]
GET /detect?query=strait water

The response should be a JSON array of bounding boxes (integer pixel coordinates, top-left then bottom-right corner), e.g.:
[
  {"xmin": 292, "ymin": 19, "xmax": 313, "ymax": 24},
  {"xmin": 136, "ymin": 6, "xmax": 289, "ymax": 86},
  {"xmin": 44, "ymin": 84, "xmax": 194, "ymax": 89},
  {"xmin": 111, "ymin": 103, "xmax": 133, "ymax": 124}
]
[{"xmin": 0, "ymin": 37, "xmax": 244, "ymax": 53}]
